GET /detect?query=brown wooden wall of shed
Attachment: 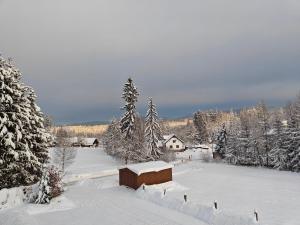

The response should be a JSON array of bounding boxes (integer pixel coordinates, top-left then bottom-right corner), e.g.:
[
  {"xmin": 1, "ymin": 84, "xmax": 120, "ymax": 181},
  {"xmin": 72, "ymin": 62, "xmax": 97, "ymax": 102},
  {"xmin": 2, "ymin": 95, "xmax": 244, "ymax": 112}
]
[
  {"xmin": 119, "ymin": 168, "xmax": 138, "ymax": 189},
  {"xmin": 119, "ymin": 168, "xmax": 172, "ymax": 190}
]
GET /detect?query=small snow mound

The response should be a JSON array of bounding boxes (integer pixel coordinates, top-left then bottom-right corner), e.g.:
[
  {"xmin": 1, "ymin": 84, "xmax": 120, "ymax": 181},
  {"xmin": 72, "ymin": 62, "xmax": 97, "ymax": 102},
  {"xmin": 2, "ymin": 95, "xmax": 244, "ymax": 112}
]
[
  {"xmin": 0, "ymin": 187, "xmax": 25, "ymax": 210},
  {"xmin": 139, "ymin": 181, "xmax": 188, "ymax": 193}
]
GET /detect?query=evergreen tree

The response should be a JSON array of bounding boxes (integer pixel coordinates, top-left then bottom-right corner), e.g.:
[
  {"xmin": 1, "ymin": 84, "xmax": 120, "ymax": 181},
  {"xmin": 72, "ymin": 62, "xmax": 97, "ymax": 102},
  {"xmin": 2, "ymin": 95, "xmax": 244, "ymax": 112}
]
[
  {"xmin": 0, "ymin": 57, "xmax": 52, "ymax": 189},
  {"xmin": 225, "ymin": 115, "xmax": 240, "ymax": 164},
  {"xmin": 103, "ymin": 119, "xmax": 123, "ymax": 157},
  {"xmin": 35, "ymin": 166, "xmax": 63, "ymax": 204},
  {"xmin": 256, "ymin": 101, "xmax": 272, "ymax": 167},
  {"xmin": 145, "ymin": 98, "xmax": 162, "ymax": 159},
  {"xmin": 119, "ymin": 78, "xmax": 139, "ymax": 163},
  {"xmin": 289, "ymin": 95, "xmax": 300, "ymax": 172},
  {"xmin": 193, "ymin": 111, "xmax": 208, "ymax": 144},
  {"xmin": 215, "ymin": 123, "xmax": 227, "ymax": 158},
  {"xmin": 120, "ymin": 78, "xmax": 139, "ymax": 139},
  {"xmin": 35, "ymin": 166, "xmax": 51, "ymax": 204},
  {"xmin": 269, "ymin": 113, "xmax": 286, "ymax": 169}
]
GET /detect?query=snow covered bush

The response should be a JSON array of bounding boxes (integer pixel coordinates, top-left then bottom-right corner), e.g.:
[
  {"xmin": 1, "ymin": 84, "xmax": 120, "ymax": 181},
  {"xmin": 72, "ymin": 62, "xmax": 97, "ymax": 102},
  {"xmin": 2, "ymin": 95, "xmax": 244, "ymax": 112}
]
[
  {"xmin": 34, "ymin": 166, "xmax": 63, "ymax": 204},
  {"xmin": 0, "ymin": 57, "xmax": 52, "ymax": 189}
]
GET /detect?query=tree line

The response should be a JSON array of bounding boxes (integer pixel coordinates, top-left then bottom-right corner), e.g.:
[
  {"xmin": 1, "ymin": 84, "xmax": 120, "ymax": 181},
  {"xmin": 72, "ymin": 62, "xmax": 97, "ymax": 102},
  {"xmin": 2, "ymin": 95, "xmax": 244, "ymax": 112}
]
[{"xmin": 194, "ymin": 96, "xmax": 300, "ymax": 172}]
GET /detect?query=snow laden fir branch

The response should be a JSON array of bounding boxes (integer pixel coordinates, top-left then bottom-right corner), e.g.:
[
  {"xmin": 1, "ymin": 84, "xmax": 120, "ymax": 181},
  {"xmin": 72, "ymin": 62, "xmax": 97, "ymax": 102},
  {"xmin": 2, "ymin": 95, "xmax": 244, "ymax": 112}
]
[{"xmin": 0, "ymin": 57, "xmax": 53, "ymax": 189}]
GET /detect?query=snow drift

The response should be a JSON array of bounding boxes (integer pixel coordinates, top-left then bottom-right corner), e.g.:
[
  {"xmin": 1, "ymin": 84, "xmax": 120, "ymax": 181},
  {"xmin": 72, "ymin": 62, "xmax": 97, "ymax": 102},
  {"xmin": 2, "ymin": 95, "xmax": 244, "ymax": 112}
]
[
  {"xmin": 0, "ymin": 187, "xmax": 25, "ymax": 210},
  {"xmin": 136, "ymin": 183, "xmax": 258, "ymax": 225}
]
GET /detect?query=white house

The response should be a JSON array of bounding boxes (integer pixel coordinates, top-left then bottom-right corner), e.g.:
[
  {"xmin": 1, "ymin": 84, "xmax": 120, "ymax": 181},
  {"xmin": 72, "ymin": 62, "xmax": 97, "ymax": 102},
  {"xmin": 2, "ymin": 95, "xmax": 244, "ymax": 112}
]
[{"xmin": 158, "ymin": 134, "xmax": 186, "ymax": 152}]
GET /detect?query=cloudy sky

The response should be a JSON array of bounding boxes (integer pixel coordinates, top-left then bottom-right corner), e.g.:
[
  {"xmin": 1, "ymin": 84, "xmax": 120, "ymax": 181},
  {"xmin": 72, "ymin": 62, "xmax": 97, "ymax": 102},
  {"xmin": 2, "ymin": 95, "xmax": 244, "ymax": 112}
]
[{"xmin": 1, "ymin": 0, "xmax": 300, "ymax": 124}]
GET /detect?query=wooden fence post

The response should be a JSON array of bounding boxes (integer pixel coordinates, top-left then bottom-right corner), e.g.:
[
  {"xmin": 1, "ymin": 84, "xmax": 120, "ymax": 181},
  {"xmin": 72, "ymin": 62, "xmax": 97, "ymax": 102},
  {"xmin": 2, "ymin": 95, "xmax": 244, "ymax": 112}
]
[
  {"xmin": 214, "ymin": 200, "xmax": 218, "ymax": 210},
  {"xmin": 254, "ymin": 209, "xmax": 258, "ymax": 222}
]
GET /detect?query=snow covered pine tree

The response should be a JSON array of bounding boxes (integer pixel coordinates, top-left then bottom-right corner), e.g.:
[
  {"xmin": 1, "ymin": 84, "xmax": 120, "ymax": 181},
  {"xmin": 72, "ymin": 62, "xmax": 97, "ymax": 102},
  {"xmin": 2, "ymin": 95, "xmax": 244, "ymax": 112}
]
[
  {"xmin": 193, "ymin": 111, "xmax": 208, "ymax": 144},
  {"xmin": 0, "ymin": 57, "xmax": 52, "ymax": 189},
  {"xmin": 289, "ymin": 94, "xmax": 300, "ymax": 172},
  {"xmin": 35, "ymin": 166, "xmax": 62, "ymax": 204},
  {"xmin": 145, "ymin": 98, "xmax": 162, "ymax": 160},
  {"xmin": 269, "ymin": 113, "xmax": 287, "ymax": 170},
  {"xmin": 215, "ymin": 123, "xmax": 227, "ymax": 159},
  {"xmin": 120, "ymin": 78, "xmax": 140, "ymax": 163}
]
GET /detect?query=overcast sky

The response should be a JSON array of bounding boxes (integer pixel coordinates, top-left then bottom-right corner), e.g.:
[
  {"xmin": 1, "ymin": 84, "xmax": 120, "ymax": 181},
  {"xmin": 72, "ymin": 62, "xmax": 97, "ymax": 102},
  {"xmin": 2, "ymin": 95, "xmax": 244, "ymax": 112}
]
[{"xmin": 1, "ymin": 0, "xmax": 300, "ymax": 124}]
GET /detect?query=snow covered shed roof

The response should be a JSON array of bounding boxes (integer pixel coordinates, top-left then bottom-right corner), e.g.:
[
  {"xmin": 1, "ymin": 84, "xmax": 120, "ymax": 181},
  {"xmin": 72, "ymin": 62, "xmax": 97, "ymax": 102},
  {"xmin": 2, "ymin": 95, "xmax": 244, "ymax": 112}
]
[{"xmin": 123, "ymin": 161, "xmax": 173, "ymax": 176}]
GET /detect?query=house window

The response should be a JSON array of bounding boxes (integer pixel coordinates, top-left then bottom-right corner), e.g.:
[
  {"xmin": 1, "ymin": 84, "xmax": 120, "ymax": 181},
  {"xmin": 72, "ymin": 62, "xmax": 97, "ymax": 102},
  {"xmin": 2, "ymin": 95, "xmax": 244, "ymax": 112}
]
[
  {"xmin": 170, "ymin": 145, "xmax": 173, "ymax": 149},
  {"xmin": 173, "ymin": 140, "xmax": 176, "ymax": 143},
  {"xmin": 176, "ymin": 145, "xmax": 179, "ymax": 148}
]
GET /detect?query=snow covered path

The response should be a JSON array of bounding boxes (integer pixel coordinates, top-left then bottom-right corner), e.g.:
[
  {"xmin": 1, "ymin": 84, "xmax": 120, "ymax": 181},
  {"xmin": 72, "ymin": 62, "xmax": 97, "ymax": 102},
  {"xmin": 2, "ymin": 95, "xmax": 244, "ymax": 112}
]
[
  {"xmin": 63, "ymin": 148, "xmax": 122, "ymax": 183},
  {"xmin": 65, "ymin": 148, "xmax": 122, "ymax": 175},
  {"xmin": 32, "ymin": 178, "xmax": 206, "ymax": 225}
]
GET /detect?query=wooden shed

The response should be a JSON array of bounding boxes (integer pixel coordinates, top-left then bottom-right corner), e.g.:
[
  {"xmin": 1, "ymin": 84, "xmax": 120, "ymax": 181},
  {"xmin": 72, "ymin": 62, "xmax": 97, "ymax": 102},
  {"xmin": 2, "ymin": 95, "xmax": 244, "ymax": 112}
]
[{"xmin": 119, "ymin": 161, "xmax": 173, "ymax": 190}]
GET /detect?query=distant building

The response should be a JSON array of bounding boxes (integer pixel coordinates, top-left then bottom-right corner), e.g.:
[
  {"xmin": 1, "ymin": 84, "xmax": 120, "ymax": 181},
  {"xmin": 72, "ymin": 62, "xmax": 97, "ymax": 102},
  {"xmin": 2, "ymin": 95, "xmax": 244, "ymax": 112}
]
[
  {"xmin": 158, "ymin": 134, "xmax": 186, "ymax": 152},
  {"xmin": 119, "ymin": 161, "xmax": 173, "ymax": 190},
  {"xmin": 80, "ymin": 138, "xmax": 99, "ymax": 147}
]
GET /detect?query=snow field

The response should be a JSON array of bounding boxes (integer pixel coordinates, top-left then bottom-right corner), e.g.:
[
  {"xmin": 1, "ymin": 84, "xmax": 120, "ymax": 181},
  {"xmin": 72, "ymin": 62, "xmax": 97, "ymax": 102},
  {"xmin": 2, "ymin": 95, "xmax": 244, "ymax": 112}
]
[{"xmin": 1, "ymin": 148, "xmax": 299, "ymax": 225}]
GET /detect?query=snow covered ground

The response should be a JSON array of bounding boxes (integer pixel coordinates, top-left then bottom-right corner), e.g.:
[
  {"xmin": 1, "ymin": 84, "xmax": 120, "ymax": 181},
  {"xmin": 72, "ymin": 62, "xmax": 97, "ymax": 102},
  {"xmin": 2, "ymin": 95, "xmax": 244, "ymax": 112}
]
[{"xmin": 1, "ymin": 148, "xmax": 299, "ymax": 225}]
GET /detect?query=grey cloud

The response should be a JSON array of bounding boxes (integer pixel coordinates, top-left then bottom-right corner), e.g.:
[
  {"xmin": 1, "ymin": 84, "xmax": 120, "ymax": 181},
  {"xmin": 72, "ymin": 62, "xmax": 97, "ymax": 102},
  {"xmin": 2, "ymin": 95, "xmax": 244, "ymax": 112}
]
[{"xmin": 0, "ymin": 0, "xmax": 300, "ymax": 123}]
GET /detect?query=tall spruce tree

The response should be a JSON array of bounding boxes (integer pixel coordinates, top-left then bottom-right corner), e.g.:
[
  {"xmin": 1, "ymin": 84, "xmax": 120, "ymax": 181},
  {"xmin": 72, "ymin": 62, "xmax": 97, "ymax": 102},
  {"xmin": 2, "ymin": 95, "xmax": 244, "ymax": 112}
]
[
  {"xmin": 269, "ymin": 113, "xmax": 286, "ymax": 169},
  {"xmin": 193, "ymin": 111, "xmax": 208, "ymax": 144},
  {"xmin": 256, "ymin": 101, "xmax": 272, "ymax": 167},
  {"xmin": 215, "ymin": 123, "xmax": 227, "ymax": 158},
  {"xmin": 0, "ymin": 57, "xmax": 52, "ymax": 189},
  {"xmin": 290, "ymin": 95, "xmax": 300, "ymax": 172},
  {"xmin": 225, "ymin": 118, "xmax": 240, "ymax": 164},
  {"xmin": 120, "ymin": 78, "xmax": 138, "ymax": 139},
  {"xmin": 103, "ymin": 119, "xmax": 123, "ymax": 157},
  {"xmin": 145, "ymin": 98, "xmax": 162, "ymax": 159},
  {"xmin": 120, "ymin": 78, "xmax": 139, "ymax": 163}
]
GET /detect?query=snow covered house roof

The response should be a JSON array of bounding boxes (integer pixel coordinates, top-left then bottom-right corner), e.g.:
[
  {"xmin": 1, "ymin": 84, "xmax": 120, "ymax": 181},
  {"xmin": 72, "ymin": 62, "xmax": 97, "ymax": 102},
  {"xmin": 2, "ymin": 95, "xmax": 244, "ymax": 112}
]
[
  {"xmin": 122, "ymin": 161, "xmax": 173, "ymax": 176},
  {"xmin": 161, "ymin": 134, "xmax": 184, "ymax": 144},
  {"xmin": 81, "ymin": 138, "xmax": 99, "ymax": 146},
  {"xmin": 163, "ymin": 134, "xmax": 174, "ymax": 141}
]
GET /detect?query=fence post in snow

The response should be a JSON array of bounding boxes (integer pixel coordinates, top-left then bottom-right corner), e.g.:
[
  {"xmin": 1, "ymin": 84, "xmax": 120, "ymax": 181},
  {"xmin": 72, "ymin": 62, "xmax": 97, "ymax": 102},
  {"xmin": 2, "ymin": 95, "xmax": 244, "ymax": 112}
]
[
  {"xmin": 214, "ymin": 200, "xmax": 218, "ymax": 210},
  {"xmin": 184, "ymin": 194, "xmax": 187, "ymax": 202},
  {"xmin": 143, "ymin": 185, "xmax": 145, "ymax": 191},
  {"xmin": 254, "ymin": 209, "xmax": 259, "ymax": 222},
  {"xmin": 163, "ymin": 189, "xmax": 166, "ymax": 196}
]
